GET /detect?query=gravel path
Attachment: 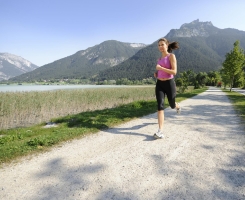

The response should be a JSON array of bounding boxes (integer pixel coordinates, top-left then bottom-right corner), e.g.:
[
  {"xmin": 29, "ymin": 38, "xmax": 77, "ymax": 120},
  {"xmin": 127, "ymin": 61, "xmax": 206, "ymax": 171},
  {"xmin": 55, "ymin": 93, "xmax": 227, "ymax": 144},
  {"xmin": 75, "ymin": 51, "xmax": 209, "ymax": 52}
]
[{"xmin": 1, "ymin": 87, "xmax": 245, "ymax": 200}]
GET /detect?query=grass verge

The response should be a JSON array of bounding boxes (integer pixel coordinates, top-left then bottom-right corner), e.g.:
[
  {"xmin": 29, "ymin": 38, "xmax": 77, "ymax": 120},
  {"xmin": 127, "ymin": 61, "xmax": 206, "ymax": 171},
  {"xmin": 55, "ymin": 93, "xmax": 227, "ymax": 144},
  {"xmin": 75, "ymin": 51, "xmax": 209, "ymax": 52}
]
[
  {"xmin": 223, "ymin": 90, "xmax": 245, "ymax": 122},
  {"xmin": 0, "ymin": 87, "xmax": 207, "ymax": 166}
]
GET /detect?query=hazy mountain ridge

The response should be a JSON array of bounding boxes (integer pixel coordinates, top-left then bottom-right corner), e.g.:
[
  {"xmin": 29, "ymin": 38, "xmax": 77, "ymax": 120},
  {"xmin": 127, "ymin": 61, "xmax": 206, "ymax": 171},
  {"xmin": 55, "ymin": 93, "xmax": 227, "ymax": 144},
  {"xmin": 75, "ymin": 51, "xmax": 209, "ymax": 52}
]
[{"xmin": 0, "ymin": 53, "xmax": 39, "ymax": 80}]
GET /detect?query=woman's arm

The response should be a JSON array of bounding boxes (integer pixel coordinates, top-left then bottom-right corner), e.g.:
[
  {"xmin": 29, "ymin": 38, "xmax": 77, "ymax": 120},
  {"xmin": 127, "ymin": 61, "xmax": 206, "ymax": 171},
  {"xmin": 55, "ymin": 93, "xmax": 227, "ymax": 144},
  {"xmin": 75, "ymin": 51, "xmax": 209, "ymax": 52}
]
[
  {"xmin": 153, "ymin": 71, "xmax": 158, "ymax": 78},
  {"xmin": 155, "ymin": 54, "xmax": 177, "ymax": 75}
]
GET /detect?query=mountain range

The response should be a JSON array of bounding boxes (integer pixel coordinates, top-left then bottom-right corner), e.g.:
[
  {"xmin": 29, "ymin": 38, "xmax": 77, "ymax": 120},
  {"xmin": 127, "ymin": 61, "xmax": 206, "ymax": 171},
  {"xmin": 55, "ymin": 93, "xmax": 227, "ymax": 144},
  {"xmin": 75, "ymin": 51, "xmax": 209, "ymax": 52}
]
[
  {"xmin": 7, "ymin": 41, "xmax": 146, "ymax": 82},
  {"xmin": 4, "ymin": 19, "xmax": 245, "ymax": 82},
  {"xmin": 0, "ymin": 53, "xmax": 39, "ymax": 81},
  {"xmin": 98, "ymin": 20, "xmax": 245, "ymax": 80}
]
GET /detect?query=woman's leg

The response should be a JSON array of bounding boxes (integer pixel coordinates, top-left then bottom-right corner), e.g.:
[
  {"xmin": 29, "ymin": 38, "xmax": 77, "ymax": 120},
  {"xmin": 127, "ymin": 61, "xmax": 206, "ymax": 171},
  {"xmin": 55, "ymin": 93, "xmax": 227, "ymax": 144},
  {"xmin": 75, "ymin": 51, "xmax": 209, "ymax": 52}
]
[
  {"xmin": 165, "ymin": 79, "xmax": 180, "ymax": 110},
  {"xmin": 158, "ymin": 110, "xmax": 164, "ymax": 130},
  {"xmin": 154, "ymin": 81, "xmax": 165, "ymax": 138}
]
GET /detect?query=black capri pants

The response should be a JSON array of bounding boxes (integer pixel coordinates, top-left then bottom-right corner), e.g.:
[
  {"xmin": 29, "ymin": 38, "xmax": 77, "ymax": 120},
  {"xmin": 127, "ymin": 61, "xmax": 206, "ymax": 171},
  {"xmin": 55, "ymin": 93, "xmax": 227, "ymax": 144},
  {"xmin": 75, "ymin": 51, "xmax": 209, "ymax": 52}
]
[{"xmin": 155, "ymin": 79, "xmax": 176, "ymax": 111}]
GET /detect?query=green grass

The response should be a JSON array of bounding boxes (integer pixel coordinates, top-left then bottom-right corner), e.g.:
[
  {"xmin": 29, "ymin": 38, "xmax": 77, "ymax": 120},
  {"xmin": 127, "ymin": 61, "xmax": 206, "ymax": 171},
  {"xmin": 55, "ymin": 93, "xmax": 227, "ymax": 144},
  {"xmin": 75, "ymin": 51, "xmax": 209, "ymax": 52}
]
[
  {"xmin": 223, "ymin": 90, "xmax": 245, "ymax": 122},
  {"xmin": 0, "ymin": 87, "xmax": 207, "ymax": 166}
]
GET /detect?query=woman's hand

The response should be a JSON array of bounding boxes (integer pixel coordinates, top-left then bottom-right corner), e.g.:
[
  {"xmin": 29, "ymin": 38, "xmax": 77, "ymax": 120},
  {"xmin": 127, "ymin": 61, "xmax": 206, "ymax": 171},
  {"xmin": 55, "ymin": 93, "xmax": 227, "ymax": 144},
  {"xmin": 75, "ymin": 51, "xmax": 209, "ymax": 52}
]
[
  {"xmin": 156, "ymin": 64, "xmax": 164, "ymax": 71},
  {"xmin": 154, "ymin": 71, "xmax": 158, "ymax": 78},
  {"xmin": 156, "ymin": 54, "xmax": 177, "ymax": 75}
]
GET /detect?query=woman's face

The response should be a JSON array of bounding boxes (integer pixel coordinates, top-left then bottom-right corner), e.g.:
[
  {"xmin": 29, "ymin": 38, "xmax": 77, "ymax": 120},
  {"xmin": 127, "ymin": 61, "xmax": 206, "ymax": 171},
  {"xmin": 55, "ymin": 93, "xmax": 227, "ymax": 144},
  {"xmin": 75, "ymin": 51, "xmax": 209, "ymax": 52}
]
[{"xmin": 158, "ymin": 41, "xmax": 167, "ymax": 52}]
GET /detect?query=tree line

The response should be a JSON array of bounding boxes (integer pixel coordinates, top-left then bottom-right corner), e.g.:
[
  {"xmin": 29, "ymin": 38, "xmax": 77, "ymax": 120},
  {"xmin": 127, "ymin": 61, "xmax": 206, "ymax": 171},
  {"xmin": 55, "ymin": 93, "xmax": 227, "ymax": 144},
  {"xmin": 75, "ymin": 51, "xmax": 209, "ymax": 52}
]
[
  {"xmin": 220, "ymin": 40, "xmax": 245, "ymax": 91},
  {"xmin": 175, "ymin": 40, "xmax": 245, "ymax": 93}
]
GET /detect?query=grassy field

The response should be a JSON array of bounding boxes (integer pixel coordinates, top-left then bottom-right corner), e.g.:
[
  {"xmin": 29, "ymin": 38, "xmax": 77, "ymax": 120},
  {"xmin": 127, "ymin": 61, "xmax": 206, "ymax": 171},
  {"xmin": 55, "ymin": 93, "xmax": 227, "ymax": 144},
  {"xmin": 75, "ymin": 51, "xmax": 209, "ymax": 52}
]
[{"xmin": 0, "ymin": 87, "xmax": 207, "ymax": 166}]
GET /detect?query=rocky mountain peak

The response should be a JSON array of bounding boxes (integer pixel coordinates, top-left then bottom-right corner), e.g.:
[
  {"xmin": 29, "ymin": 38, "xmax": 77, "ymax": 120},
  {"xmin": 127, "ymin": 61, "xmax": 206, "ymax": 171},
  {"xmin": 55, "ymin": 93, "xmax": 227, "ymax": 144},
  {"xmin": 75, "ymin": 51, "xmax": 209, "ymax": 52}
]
[
  {"xmin": 0, "ymin": 53, "xmax": 39, "ymax": 80},
  {"xmin": 166, "ymin": 19, "xmax": 218, "ymax": 38},
  {"xmin": 77, "ymin": 40, "xmax": 147, "ymax": 67},
  {"xmin": 180, "ymin": 19, "xmax": 213, "ymax": 29},
  {"xmin": 129, "ymin": 43, "xmax": 147, "ymax": 48},
  {"xmin": 0, "ymin": 53, "xmax": 35, "ymax": 69}
]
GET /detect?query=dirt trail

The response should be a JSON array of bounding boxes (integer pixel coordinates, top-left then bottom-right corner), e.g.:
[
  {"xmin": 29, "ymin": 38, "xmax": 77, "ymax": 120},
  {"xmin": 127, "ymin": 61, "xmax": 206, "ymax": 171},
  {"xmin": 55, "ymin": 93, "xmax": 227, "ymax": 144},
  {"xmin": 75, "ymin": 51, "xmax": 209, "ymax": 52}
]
[{"xmin": 1, "ymin": 87, "xmax": 245, "ymax": 200}]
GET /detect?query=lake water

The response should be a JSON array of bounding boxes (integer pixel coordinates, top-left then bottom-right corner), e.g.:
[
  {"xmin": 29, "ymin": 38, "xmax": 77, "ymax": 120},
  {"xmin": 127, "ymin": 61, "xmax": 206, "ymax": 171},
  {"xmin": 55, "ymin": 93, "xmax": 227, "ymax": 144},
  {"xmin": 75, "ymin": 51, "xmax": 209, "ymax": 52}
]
[{"xmin": 0, "ymin": 84, "xmax": 127, "ymax": 92}]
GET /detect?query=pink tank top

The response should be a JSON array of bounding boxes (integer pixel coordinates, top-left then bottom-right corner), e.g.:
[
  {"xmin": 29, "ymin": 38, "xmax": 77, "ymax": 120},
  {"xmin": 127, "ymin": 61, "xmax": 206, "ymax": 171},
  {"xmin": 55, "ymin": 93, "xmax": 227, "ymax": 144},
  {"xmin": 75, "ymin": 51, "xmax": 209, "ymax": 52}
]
[{"xmin": 157, "ymin": 54, "xmax": 174, "ymax": 79}]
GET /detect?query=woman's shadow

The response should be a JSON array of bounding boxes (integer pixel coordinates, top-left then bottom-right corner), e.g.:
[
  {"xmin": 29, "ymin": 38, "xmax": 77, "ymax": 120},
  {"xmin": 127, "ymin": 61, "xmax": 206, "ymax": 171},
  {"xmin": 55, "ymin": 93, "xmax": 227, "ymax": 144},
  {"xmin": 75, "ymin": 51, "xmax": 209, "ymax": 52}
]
[{"xmin": 104, "ymin": 122, "xmax": 157, "ymax": 141}]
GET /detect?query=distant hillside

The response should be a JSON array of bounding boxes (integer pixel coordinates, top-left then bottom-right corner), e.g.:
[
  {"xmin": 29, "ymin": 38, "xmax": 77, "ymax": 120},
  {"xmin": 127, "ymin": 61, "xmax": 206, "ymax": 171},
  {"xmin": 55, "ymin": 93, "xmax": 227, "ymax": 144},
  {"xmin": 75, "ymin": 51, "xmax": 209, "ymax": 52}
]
[
  {"xmin": 98, "ymin": 20, "xmax": 245, "ymax": 80},
  {"xmin": 10, "ymin": 41, "xmax": 146, "ymax": 82},
  {"xmin": 0, "ymin": 53, "xmax": 39, "ymax": 81}
]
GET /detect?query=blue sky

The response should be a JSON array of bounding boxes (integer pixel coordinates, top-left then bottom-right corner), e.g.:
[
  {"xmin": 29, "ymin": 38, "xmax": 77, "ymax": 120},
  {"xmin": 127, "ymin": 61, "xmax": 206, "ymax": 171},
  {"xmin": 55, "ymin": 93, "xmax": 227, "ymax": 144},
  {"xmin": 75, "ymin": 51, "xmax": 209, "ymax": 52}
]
[{"xmin": 1, "ymin": 0, "xmax": 245, "ymax": 66}]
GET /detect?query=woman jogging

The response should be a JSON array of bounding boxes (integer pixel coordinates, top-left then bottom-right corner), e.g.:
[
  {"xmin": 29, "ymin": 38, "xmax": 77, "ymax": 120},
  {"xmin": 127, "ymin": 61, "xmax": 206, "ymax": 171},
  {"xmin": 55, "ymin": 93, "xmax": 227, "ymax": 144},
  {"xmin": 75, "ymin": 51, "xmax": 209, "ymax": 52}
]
[{"xmin": 154, "ymin": 38, "xmax": 181, "ymax": 139}]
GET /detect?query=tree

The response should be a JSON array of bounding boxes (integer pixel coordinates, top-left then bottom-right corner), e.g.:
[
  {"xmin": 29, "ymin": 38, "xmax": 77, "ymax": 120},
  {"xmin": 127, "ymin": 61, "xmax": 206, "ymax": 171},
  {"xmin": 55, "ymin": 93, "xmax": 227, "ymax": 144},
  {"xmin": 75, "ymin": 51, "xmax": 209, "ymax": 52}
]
[
  {"xmin": 175, "ymin": 78, "xmax": 183, "ymax": 93},
  {"xmin": 220, "ymin": 68, "xmax": 230, "ymax": 89},
  {"xmin": 233, "ymin": 70, "xmax": 245, "ymax": 88},
  {"xmin": 194, "ymin": 72, "xmax": 208, "ymax": 89},
  {"xmin": 221, "ymin": 40, "xmax": 245, "ymax": 91},
  {"xmin": 207, "ymin": 71, "xmax": 220, "ymax": 86},
  {"xmin": 177, "ymin": 70, "xmax": 194, "ymax": 93}
]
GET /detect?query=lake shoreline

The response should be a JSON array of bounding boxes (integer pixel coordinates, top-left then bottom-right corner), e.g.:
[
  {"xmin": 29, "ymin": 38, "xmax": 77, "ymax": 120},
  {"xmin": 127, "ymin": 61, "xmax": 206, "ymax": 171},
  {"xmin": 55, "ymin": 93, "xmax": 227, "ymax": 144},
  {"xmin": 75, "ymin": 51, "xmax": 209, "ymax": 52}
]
[{"xmin": 0, "ymin": 84, "xmax": 153, "ymax": 93}]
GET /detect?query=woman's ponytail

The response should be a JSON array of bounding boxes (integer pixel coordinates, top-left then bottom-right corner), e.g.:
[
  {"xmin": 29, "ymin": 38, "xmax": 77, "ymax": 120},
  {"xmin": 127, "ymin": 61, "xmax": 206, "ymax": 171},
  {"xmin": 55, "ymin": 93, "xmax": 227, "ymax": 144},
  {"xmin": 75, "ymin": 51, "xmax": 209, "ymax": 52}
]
[
  {"xmin": 158, "ymin": 38, "xmax": 179, "ymax": 53},
  {"xmin": 168, "ymin": 42, "xmax": 179, "ymax": 53}
]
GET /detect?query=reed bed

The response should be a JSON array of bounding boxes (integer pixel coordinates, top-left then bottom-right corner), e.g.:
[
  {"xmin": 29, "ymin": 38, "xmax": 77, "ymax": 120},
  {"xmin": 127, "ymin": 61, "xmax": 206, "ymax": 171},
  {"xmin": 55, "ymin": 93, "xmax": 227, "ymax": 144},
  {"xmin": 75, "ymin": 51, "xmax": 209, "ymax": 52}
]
[{"xmin": 0, "ymin": 86, "xmax": 155, "ymax": 129}]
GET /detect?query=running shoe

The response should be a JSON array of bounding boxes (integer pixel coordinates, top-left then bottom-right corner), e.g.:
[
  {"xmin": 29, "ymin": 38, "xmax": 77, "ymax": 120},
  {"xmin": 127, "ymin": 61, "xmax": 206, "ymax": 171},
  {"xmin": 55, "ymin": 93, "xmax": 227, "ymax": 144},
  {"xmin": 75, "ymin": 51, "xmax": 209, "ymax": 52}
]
[
  {"xmin": 153, "ymin": 130, "xmax": 164, "ymax": 139},
  {"xmin": 176, "ymin": 103, "xmax": 181, "ymax": 114}
]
